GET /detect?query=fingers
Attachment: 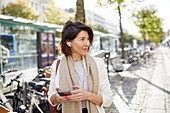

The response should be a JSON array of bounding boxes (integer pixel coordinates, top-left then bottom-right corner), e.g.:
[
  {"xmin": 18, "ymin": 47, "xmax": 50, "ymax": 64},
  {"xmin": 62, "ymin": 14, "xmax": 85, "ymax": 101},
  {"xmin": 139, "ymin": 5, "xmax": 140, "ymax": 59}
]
[
  {"xmin": 55, "ymin": 88, "xmax": 61, "ymax": 91},
  {"xmin": 55, "ymin": 88, "xmax": 67, "ymax": 103},
  {"xmin": 55, "ymin": 86, "xmax": 87, "ymax": 102},
  {"xmin": 68, "ymin": 90, "xmax": 89, "ymax": 101},
  {"xmin": 66, "ymin": 93, "xmax": 85, "ymax": 101},
  {"xmin": 56, "ymin": 95, "xmax": 67, "ymax": 103},
  {"xmin": 71, "ymin": 85, "xmax": 85, "ymax": 94},
  {"xmin": 71, "ymin": 89, "xmax": 81, "ymax": 94},
  {"xmin": 72, "ymin": 85, "xmax": 82, "ymax": 89}
]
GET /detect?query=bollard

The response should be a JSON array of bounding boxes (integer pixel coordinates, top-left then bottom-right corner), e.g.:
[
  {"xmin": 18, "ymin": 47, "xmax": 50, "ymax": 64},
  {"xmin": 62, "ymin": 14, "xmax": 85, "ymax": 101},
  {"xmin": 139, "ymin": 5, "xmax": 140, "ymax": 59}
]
[{"xmin": 104, "ymin": 52, "xmax": 110, "ymax": 78}]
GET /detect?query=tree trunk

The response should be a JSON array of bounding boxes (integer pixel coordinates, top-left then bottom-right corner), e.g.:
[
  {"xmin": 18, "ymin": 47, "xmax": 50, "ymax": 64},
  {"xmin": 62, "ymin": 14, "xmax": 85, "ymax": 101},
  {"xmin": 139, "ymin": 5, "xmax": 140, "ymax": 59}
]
[
  {"xmin": 118, "ymin": 3, "xmax": 125, "ymax": 59},
  {"xmin": 75, "ymin": 0, "xmax": 85, "ymax": 23},
  {"xmin": 143, "ymin": 32, "xmax": 146, "ymax": 48},
  {"xmin": 148, "ymin": 35, "xmax": 151, "ymax": 46}
]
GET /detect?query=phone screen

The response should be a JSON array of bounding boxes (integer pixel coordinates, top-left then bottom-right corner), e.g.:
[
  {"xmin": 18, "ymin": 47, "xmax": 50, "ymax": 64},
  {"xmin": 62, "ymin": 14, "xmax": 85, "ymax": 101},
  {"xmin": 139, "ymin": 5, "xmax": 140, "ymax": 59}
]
[{"xmin": 57, "ymin": 91, "xmax": 71, "ymax": 96}]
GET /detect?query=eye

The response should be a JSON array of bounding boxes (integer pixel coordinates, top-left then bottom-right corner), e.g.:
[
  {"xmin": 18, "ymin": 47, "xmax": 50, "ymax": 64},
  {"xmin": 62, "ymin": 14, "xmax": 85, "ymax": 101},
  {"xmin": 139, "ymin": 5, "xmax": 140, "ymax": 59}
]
[{"xmin": 79, "ymin": 37, "xmax": 84, "ymax": 40}]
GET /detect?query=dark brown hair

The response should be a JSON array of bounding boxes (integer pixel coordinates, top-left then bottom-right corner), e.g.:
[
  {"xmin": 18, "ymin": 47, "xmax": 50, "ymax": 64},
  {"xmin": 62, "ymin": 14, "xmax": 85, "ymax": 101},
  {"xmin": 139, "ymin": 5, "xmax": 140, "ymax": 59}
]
[{"xmin": 60, "ymin": 20, "xmax": 94, "ymax": 56}]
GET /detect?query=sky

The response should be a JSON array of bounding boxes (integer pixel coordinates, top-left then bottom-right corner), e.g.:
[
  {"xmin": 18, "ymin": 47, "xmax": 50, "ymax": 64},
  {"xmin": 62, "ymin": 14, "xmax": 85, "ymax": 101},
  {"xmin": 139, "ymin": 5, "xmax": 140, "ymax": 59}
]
[{"xmin": 54, "ymin": 0, "xmax": 170, "ymax": 36}]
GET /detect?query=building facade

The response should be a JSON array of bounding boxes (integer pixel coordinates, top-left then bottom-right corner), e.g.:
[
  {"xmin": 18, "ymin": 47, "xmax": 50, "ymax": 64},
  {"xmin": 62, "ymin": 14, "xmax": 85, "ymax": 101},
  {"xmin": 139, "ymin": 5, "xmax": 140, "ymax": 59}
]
[
  {"xmin": 162, "ymin": 29, "xmax": 170, "ymax": 47},
  {"xmin": 85, "ymin": 10, "xmax": 119, "ymax": 34},
  {"xmin": 29, "ymin": 0, "xmax": 50, "ymax": 22},
  {"xmin": 0, "ymin": 0, "xmax": 50, "ymax": 22}
]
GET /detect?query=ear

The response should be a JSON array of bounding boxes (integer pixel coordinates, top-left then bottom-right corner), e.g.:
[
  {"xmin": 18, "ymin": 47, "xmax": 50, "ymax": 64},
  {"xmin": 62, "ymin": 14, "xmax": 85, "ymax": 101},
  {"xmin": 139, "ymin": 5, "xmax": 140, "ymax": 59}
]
[{"xmin": 66, "ymin": 41, "xmax": 71, "ymax": 47}]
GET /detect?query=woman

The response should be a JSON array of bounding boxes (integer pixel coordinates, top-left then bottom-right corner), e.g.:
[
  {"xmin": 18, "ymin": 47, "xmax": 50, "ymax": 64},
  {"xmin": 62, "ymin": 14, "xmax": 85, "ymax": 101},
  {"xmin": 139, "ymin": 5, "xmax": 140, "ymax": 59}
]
[{"xmin": 48, "ymin": 20, "xmax": 113, "ymax": 113}]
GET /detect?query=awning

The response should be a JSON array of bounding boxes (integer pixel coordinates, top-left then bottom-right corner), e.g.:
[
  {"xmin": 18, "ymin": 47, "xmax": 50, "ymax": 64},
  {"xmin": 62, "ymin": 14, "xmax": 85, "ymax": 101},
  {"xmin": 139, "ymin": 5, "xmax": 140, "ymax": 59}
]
[
  {"xmin": 94, "ymin": 30, "xmax": 120, "ymax": 39},
  {"xmin": 0, "ymin": 14, "xmax": 61, "ymax": 31}
]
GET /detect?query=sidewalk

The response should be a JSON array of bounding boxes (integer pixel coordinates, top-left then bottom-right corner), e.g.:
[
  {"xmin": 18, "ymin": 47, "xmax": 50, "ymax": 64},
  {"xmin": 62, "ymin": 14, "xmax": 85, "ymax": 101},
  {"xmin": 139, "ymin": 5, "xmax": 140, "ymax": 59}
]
[{"xmin": 108, "ymin": 46, "xmax": 170, "ymax": 113}]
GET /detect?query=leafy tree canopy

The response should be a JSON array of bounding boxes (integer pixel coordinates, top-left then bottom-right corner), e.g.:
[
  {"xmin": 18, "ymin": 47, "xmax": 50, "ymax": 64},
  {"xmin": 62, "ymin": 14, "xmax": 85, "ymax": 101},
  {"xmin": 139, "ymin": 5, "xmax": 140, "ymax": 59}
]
[
  {"xmin": 132, "ymin": 7, "xmax": 163, "ymax": 43},
  {"xmin": 43, "ymin": 0, "xmax": 74, "ymax": 25},
  {"xmin": 1, "ymin": 0, "xmax": 38, "ymax": 20}
]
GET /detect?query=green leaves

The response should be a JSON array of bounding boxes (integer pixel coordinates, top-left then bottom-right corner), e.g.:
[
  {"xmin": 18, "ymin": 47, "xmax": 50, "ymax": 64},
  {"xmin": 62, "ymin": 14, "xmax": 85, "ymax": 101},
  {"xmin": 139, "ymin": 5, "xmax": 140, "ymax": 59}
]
[
  {"xmin": 108, "ymin": 0, "xmax": 114, "ymax": 4},
  {"xmin": 1, "ymin": 0, "xmax": 37, "ymax": 21},
  {"xmin": 97, "ymin": 0, "xmax": 142, "ymax": 59},
  {"xmin": 43, "ymin": 0, "xmax": 74, "ymax": 25},
  {"xmin": 97, "ymin": 0, "xmax": 103, "ymax": 6},
  {"xmin": 132, "ymin": 7, "xmax": 163, "ymax": 43}
]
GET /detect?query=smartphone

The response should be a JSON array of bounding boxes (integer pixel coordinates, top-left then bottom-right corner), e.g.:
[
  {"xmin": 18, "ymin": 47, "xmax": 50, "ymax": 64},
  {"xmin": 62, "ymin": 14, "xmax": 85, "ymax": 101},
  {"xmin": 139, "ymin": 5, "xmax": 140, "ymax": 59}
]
[{"xmin": 57, "ymin": 90, "xmax": 71, "ymax": 96}]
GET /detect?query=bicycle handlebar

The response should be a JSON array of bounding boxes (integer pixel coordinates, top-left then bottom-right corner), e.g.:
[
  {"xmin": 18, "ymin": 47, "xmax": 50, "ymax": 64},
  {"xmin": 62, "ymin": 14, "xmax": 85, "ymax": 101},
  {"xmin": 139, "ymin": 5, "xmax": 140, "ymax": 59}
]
[
  {"xmin": 5, "ymin": 73, "xmax": 23, "ymax": 87},
  {"xmin": 15, "ymin": 73, "xmax": 23, "ymax": 79},
  {"xmin": 1, "ymin": 69, "xmax": 18, "ymax": 75},
  {"xmin": 6, "ymin": 82, "xmax": 12, "ymax": 87}
]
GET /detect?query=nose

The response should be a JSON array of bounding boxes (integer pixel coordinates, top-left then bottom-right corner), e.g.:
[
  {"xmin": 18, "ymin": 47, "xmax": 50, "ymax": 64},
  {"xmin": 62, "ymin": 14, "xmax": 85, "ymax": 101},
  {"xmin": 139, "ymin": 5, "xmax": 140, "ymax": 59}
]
[{"xmin": 84, "ymin": 40, "xmax": 90, "ymax": 47}]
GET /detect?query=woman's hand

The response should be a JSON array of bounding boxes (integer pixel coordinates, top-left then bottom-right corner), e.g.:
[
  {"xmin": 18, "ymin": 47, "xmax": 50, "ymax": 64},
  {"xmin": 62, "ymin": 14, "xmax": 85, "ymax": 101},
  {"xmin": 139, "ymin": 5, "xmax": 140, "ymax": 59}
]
[
  {"xmin": 66, "ymin": 85, "xmax": 103, "ymax": 106},
  {"xmin": 66, "ymin": 85, "xmax": 90, "ymax": 101},
  {"xmin": 50, "ymin": 88, "xmax": 68, "ymax": 105}
]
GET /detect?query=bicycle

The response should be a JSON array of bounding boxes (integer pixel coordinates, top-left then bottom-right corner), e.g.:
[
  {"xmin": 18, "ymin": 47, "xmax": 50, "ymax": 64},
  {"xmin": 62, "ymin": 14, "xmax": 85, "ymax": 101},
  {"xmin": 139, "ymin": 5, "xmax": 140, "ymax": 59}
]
[
  {"xmin": 32, "ymin": 67, "xmax": 48, "ymax": 82},
  {"xmin": 27, "ymin": 78, "xmax": 51, "ymax": 113},
  {"xmin": 0, "ymin": 88, "xmax": 13, "ymax": 111},
  {"xmin": 0, "ymin": 69, "xmax": 17, "ymax": 87},
  {"xmin": 0, "ymin": 69, "xmax": 18, "ymax": 111},
  {"xmin": 5, "ymin": 73, "xmax": 28, "ymax": 113}
]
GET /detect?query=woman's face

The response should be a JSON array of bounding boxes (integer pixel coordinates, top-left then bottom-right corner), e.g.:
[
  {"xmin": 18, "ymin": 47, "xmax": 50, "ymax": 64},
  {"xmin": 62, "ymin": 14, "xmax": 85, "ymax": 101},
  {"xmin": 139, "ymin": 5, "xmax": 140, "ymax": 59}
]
[{"xmin": 70, "ymin": 30, "xmax": 90, "ymax": 58}]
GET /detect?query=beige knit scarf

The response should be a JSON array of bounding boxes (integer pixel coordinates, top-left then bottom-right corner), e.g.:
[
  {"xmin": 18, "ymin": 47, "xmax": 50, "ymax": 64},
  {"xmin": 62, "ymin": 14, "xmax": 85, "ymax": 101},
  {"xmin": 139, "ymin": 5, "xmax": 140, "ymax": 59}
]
[{"xmin": 59, "ymin": 54, "xmax": 99, "ymax": 113}]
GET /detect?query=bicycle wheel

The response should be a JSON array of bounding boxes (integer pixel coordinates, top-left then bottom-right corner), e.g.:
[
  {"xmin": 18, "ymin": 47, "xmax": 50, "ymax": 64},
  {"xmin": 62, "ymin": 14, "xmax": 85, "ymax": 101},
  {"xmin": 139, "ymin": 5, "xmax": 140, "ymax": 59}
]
[
  {"xmin": 143, "ymin": 52, "xmax": 150, "ymax": 61},
  {"xmin": 6, "ymin": 95, "xmax": 24, "ymax": 110},
  {"xmin": 32, "ymin": 101, "xmax": 51, "ymax": 113},
  {"xmin": 5, "ymin": 95, "xmax": 14, "ymax": 109},
  {"xmin": 129, "ymin": 56, "xmax": 139, "ymax": 66}
]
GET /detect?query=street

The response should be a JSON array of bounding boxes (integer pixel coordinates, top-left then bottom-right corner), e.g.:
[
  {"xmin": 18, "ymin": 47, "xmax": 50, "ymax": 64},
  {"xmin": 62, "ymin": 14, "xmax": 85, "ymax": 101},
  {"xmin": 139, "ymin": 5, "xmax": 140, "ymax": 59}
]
[
  {"xmin": 108, "ymin": 46, "xmax": 170, "ymax": 113},
  {"xmin": 2, "ymin": 46, "xmax": 170, "ymax": 113}
]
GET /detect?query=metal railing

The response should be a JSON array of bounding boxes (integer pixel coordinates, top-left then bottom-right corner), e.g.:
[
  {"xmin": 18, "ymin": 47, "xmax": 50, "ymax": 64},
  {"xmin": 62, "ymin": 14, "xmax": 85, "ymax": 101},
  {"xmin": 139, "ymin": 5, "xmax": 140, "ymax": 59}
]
[{"xmin": 0, "ymin": 54, "xmax": 38, "ymax": 72}]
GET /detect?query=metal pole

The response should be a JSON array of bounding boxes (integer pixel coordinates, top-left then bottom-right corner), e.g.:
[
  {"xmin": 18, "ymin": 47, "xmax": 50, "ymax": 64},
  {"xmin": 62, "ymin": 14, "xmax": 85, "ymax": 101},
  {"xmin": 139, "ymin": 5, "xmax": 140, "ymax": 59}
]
[
  {"xmin": 0, "ymin": 46, "xmax": 3, "ymax": 74},
  {"xmin": 107, "ymin": 58, "xmax": 109, "ymax": 77}
]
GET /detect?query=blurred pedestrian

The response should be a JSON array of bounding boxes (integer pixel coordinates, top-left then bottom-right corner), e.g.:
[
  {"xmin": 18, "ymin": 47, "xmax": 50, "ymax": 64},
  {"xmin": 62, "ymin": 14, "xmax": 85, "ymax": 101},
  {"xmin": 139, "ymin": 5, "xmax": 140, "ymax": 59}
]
[
  {"xmin": 48, "ymin": 20, "xmax": 113, "ymax": 113},
  {"xmin": 55, "ymin": 44, "xmax": 59, "ymax": 59}
]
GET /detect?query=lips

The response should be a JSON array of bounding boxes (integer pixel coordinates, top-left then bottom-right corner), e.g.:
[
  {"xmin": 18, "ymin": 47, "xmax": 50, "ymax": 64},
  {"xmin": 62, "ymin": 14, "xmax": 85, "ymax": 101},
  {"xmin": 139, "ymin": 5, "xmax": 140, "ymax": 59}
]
[{"xmin": 83, "ymin": 48, "xmax": 88, "ymax": 50}]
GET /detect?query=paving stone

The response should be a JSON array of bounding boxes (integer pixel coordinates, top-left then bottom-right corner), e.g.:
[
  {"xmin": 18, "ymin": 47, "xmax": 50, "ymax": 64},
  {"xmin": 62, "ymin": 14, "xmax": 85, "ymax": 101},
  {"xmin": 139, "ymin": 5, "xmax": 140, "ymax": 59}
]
[
  {"xmin": 109, "ymin": 46, "xmax": 170, "ymax": 113},
  {"xmin": 144, "ymin": 108, "xmax": 166, "ymax": 113}
]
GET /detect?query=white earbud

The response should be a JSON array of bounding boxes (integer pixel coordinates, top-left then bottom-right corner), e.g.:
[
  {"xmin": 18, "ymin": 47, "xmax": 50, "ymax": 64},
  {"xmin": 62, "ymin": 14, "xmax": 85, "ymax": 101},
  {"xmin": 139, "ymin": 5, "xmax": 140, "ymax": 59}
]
[{"xmin": 68, "ymin": 42, "xmax": 71, "ymax": 47}]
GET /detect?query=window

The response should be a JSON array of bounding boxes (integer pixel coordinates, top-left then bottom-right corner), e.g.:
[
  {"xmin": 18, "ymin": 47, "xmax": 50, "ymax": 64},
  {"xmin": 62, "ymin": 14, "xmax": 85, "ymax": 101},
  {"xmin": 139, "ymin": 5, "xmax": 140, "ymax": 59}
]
[
  {"xmin": 35, "ymin": 3, "xmax": 38, "ymax": 10},
  {"xmin": 0, "ymin": 34, "xmax": 15, "ymax": 53},
  {"xmin": 31, "ymin": 2, "xmax": 34, "ymax": 7},
  {"xmin": 42, "ymin": 6, "xmax": 45, "ymax": 11}
]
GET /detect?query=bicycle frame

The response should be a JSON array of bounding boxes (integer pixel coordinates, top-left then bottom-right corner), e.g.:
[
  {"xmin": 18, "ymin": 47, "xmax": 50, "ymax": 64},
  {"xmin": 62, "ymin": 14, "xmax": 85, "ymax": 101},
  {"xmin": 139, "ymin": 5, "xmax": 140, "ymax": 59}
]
[
  {"xmin": 29, "ymin": 90, "xmax": 43, "ymax": 113},
  {"xmin": 0, "ymin": 89, "xmax": 12, "ymax": 110}
]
